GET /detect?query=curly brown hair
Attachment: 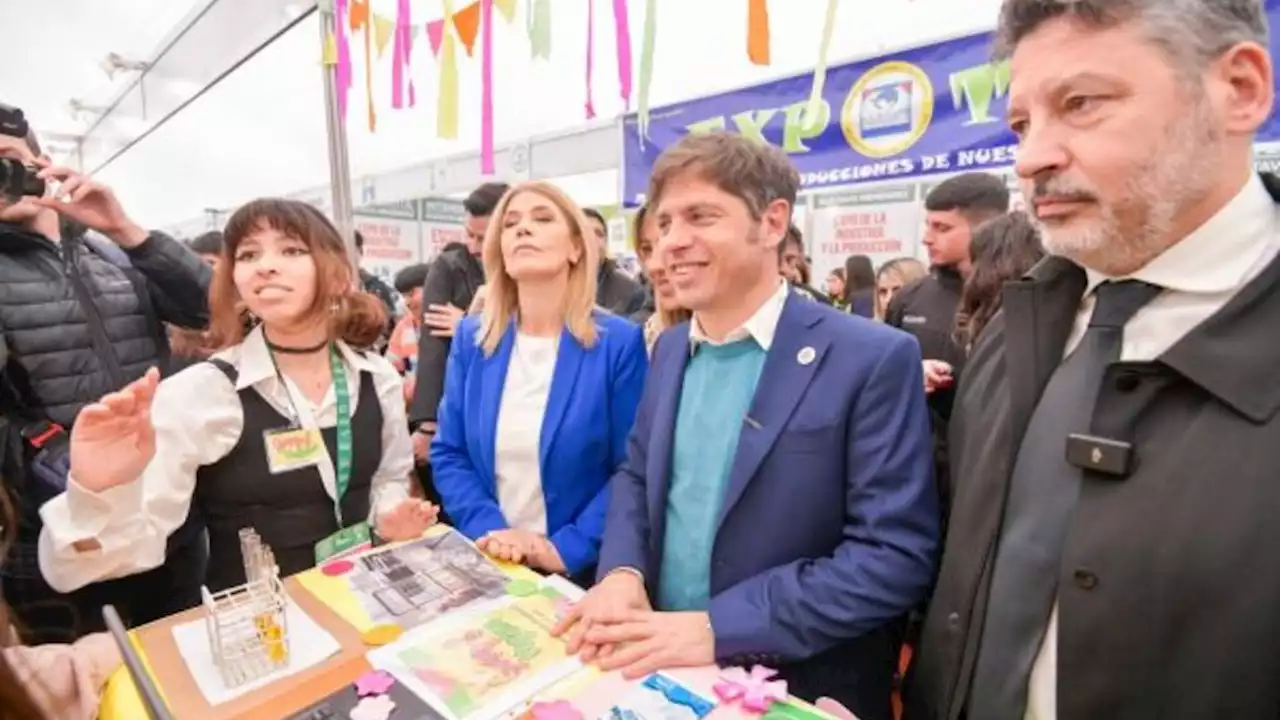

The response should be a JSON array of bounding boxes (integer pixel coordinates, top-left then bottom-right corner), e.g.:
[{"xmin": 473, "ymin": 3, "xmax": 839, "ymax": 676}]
[{"xmin": 954, "ymin": 211, "xmax": 1045, "ymax": 349}]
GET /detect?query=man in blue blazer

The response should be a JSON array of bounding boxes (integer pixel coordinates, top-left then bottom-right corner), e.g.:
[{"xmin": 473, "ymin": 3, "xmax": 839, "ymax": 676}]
[{"xmin": 553, "ymin": 132, "xmax": 939, "ymax": 720}]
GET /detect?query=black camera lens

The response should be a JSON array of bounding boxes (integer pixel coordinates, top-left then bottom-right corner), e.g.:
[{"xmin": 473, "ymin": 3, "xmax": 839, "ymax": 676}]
[{"xmin": 0, "ymin": 158, "xmax": 46, "ymax": 199}]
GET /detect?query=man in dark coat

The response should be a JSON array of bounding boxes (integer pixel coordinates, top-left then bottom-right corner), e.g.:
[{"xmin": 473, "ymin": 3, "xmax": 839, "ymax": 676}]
[
  {"xmin": 906, "ymin": 2, "xmax": 1280, "ymax": 719},
  {"xmin": 582, "ymin": 207, "xmax": 646, "ymax": 316}
]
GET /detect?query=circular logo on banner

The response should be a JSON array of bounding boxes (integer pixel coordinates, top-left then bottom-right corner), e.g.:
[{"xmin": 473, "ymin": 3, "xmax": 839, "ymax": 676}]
[{"xmin": 841, "ymin": 61, "xmax": 935, "ymax": 158}]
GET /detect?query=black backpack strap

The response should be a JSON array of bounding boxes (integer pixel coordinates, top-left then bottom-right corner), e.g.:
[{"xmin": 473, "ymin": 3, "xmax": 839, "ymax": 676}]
[{"xmin": 206, "ymin": 358, "xmax": 239, "ymax": 385}]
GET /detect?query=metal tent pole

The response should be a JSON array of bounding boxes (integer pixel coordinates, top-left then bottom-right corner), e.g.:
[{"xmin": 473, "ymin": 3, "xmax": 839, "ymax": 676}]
[{"xmin": 318, "ymin": 4, "xmax": 359, "ymax": 273}]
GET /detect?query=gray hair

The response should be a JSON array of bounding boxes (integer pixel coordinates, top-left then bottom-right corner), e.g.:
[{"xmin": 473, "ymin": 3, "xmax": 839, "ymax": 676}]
[{"xmin": 994, "ymin": 0, "xmax": 1269, "ymax": 71}]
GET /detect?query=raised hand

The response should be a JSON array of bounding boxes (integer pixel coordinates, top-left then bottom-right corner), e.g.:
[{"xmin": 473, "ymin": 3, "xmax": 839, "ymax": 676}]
[
  {"xmin": 70, "ymin": 368, "xmax": 161, "ymax": 494},
  {"xmin": 375, "ymin": 498, "xmax": 439, "ymax": 541}
]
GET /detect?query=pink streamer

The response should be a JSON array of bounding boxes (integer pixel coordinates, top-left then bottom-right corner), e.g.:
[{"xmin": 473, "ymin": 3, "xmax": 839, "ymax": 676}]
[
  {"xmin": 481, "ymin": 0, "xmax": 495, "ymax": 173},
  {"xmin": 612, "ymin": 0, "xmax": 632, "ymax": 109},
  {"xmin": 585, "ymin": 0, "xmax": 596, "ymax": 118},
  {"xmin": 391, "ymin": 0, "xmax": 414, "ymax": 109},
  {"xmin": 713, "ymin": 666, "xmax": 788, "ymax": 714},
  {"xmin": 335, "ymin": 0, "xmax": 352, "ymax": 119}
]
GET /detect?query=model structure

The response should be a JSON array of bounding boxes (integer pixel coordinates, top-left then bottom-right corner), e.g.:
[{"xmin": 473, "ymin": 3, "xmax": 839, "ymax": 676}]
[{"xmin": 203, "ymin": 527, "xmax": 291, "ymax": 688}]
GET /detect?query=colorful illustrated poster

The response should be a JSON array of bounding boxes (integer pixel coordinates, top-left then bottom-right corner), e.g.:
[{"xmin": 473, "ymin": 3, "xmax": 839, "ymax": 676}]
[
  {"xmin": 345, "ymin": 530, "xmax": 510, "ymax": 631},
  {"xmin": 371, "ymin": 585, "xmax": 582, "ymax": 720}
]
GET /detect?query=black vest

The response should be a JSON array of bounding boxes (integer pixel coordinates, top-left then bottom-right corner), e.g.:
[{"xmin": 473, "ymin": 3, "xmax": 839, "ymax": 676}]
[{"xmin": 197, "ymin": 359, "xmax": 382, "ymax": 593}]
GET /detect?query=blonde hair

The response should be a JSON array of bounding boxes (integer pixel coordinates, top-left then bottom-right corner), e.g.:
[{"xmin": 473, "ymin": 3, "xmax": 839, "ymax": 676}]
[
  {"xmin": 875, "ymin": 257, "xmax": 928, "ymax": 320},
  {"xmin": 477, "ymin": 181, "xmax": 599, "ymax": 355}
]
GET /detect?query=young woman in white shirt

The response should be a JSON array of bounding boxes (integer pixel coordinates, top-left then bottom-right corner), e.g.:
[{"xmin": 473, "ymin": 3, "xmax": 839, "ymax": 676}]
[{"xmin": 38, "ymin": 198, "xmax": 437, "ymax": 595}]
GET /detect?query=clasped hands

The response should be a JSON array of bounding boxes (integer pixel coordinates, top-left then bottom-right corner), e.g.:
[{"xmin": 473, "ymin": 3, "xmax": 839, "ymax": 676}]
[{"xmin": 548, "ymin": 572, "xmax": 715, "ymax": 679}]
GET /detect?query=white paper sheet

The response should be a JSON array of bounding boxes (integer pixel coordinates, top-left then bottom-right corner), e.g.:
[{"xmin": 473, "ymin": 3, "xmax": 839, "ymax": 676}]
[{"xmin": 171, "ymin": 599, "xmax": 342, "ymax": 706}]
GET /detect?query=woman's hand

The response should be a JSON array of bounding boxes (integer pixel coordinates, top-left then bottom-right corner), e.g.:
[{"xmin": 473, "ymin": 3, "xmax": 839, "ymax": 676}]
[
  {"xmin": 375, "ymin": 499, "xmax": 439, "ymax": 541},
  {"xmin": 478, "ymin": 530, "xmax": 567, "ymax": 573},
  {"xmin": 70, "ymin": 368, "xmax": 161, "ymax": 493}
]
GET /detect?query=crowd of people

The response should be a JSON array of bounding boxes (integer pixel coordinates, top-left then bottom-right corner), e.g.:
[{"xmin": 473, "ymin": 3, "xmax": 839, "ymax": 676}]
[{"xmin": 1, "ymin": 0, "xmax": 1278, "ymax": 718}]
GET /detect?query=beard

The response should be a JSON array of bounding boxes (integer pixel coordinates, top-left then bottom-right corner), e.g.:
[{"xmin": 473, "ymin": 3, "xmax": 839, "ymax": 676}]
[{"xmin": 1029, "ymin": 92, "xmax": 1222, "ymax": 276}]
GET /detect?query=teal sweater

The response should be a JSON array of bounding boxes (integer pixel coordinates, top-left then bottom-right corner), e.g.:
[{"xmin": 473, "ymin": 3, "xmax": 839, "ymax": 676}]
[{"xmin": 658, "ymin": 339, "xmax": 768, "ymax": 611}]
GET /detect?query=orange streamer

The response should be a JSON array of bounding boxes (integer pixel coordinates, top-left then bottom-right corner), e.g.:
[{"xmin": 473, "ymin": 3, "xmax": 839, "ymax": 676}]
[
  {"xmin": 453, "ymin": 1, "xmax": 481, "ymax": 56},
  {"xmin": 747, "ymin": 0, "xmax": 769, "ymax": 65},
  {"xmin": 349, "ymin": 0, "xmax": 369, "ymax": 31},
  {"xmin": 350, "ymin": 0, "xmax": 375, "ymax": 131}
]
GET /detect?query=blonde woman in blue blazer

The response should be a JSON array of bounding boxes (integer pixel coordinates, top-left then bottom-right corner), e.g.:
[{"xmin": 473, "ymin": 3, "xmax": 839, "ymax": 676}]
[{"xmin": 431, "ymin": 181, "xmax": 647, "ymax": 582}]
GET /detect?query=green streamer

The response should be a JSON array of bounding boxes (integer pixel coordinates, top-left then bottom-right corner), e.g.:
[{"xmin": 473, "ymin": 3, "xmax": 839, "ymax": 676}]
[
  {"xmin": 529, "ymin": 0, "xmax": 552, "ymax": 59},
  {"xmin": 636, "ymin": 0, "xmax": 657, "ymax": 145},
  {"xmin": 800, "ymin": 0, "xmax": 839, "ymax": 134}
]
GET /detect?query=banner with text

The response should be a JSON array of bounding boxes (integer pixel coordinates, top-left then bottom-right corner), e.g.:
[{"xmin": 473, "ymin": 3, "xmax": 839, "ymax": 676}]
[{"xmin": 622, "ymin": 1, "xmax": 1280, "ymax": 205}]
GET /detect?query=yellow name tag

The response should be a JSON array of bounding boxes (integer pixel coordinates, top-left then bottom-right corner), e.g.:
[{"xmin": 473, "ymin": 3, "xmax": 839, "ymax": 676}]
[{"xmin": 263, "ymin": 427, "xmax": 326, "ymax": 474}]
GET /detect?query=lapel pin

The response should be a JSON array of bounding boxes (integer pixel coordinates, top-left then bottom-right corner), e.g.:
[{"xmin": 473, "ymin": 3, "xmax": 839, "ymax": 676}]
[{"xmin": 797, "ymin": 346, "xmax": 816, "ymax": 365}]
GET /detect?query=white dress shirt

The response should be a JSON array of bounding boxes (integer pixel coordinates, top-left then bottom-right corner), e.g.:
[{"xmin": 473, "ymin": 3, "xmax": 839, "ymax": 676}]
[
  {"xmin": 1025, "ymin": 172, "xmax": 1280, "ymax": 719},
  {"xmin": 688, "ymin": 278, "xmax": 789, "ymax": 351},
  {"xmin": 493, "ymin": 333, "xmax": 558, "ymax": 534},
  {"xmin": 38, "ymin": 326, "xmax": 415, "ymax": 593}
]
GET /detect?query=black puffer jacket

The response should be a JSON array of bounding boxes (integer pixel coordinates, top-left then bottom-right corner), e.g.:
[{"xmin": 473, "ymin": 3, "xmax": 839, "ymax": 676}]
[{"xmin": 0, "ymin": 224, "xmax": 212, "ymax": 426}]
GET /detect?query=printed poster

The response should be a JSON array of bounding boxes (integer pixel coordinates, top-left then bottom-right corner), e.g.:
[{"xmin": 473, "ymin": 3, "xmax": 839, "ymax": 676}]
[
  {"xmin": 355, "ymin": 200, "xmax": 423, "ymax": 286},
  {"xmin": 370, "ymin": 584, "xmax": 583, "ymax": 720},
  {"xmin": 421, "ymin": 198, "xmax": 469, "ymax": 261},
  {"xmin": 809, "ymin": 183, "xmax": 922, "ymax": 279}
]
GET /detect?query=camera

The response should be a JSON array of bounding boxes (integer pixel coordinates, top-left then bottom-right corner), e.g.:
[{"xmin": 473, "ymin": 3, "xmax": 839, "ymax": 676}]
[
  {"xmin": 0, "ymin": 158, "xmax": 45, "ymax": 199},
  {"xmin": 0, "ymin": 103, "xmax": 46, "ymax": 199}
]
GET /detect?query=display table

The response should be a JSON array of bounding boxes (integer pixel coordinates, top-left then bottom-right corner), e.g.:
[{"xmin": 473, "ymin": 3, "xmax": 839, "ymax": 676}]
[{"xmin": 98, "ymin": 528, "xmax": 845, "ymax": 720}]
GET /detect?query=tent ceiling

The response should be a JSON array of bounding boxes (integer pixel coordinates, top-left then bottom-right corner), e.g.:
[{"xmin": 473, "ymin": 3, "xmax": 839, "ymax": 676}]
[{"xmin": 0, "ymin": 0, "xmax": 210, "ymax": 158}]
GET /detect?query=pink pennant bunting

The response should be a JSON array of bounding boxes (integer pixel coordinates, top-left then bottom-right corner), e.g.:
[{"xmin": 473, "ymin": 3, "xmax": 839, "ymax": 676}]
[
  {"xmin": 336, "ymin": 0, "xmax": 352, "ymax": 119},
  {"xmin": 426, "ymin": 18, "xmax": 445, "ymax": 56},
  {"xmin": 612, "ymin": 0, "xmax": 632, "ymax": 109},
  {"xmin": 481, "ymin": 0, "xmax": 495, "ymax": 173},
  {"xmin": 391, "ymin": 0, "xmax": 415, "ymax": 109},
  {"xmin": 585, "ymin": 0, "xmax": 596, "ymax": 118}
]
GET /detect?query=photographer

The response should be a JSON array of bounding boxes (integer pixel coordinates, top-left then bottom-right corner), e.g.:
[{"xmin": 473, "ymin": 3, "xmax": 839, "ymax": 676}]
[{"xmin": 0, "ymin": 104, "xmax": 212, "ymax": 643}]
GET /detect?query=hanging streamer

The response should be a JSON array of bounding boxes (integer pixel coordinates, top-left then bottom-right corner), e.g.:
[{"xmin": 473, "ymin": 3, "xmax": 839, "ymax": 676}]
[
  {"xmin": 528, "ymin": 0, "xmax": 551, "ymax": 59},
  {"xmin": 322, "ymin": 31, "xmax": 338, "ymax": 65},
  {"xmin": 612, "ymin": 0, "xmax": 632, "ymax": 109},
  {"xmin": 747, "ymin": 0, "xmax": 769, "ymax": 65},
  {"xmin": 481, "ymin": 0, "xmax": 496, "ymax": 174},
  {"xmin": 426, "ymin": 18, "xmax": 445, "ymax": 55},
  {"xmin": 391, "ymin": 0, "xmax": 415, "ymax": 109},
  {"xmin": 355, "ymin": 1, "xmax": 376, "ymax": 131},
  {"xmin": 373, "ymin": 13, "xmax": 394, "ymax": 56},
  {"xmin": 494, "ymin": 0, "xmax": 516, "ymax": 22},
  {"xmin": 585, "ymin": 0, "xmax": 596, "ymax": 119},
  {"xmin": 801, "ymin": 0, "xmax": 838, "ymax": 132},
  {"xmin": 636, "ymin": 0, "xmax": 656, "ymax": 145},
  {"xmin": 335, "ymin": 0, "xmax": 352, "ymax": 119},
  {"xmin": 438, "ymin": 0, "xmax": 461, "ymax": 138},
  {"xmin": 454, "ymin": 1, "xmax": 481, "ymax": 55},
  {"xmin": 349, "ymin": 0, "xmax": 368, "ymax": 30}
]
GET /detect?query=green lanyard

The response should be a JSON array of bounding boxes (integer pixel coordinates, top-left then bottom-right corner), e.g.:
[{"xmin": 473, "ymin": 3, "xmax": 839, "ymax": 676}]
[{"xmin": 268, "ymin": 343, "xmax": 353, "ymax": 525}]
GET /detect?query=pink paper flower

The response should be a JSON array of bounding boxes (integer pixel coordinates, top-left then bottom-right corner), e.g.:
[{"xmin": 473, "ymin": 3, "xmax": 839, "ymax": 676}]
[
  {"xmin": 354, "ymin": 669, "xmax": 396, "ymax": 696},
  {"xmin": 713, "ymin": 666, "xmax": 788, "ymax": 713},
  {"xmin": 530, "ymin": 700, "xmax": 584, "ymax": 720}
]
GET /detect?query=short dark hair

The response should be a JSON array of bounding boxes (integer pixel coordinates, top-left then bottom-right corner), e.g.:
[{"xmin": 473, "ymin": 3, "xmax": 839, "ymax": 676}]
[
  {"xmin": 582, "ymin": 207, "xmax": 607, "ymax": 226},
  {"xmin": 994, "ymin": 0, "xmax": 1268, "ymax": 68},
  {"xmin": 353, "ymin": 229, "xmax": 365, "ymax": 253},
  {"xmin": 464, "ymin": 182, "xmax": 511, "ymax": 218},
  {"xmin": 925, "ymin": 173, "xmax": 1010, "ymax": 225},
  {"xmin": 393, "ymin": 263, "xmax": 431, "ymax": 294},
  {"xmin": 188, "ymin": 231, "xmax": 224, "ymax": 256},
  {"xmin": 648, "ymin": 131, "xmax": 799, "ymax": 220}
]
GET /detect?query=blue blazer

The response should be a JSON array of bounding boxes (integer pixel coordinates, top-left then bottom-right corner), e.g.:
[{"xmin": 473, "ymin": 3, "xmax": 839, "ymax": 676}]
[
  {"xmin": 598, "ymin": 294, "xmax": 939, "ymax": 662},
  {"xmin": 431, "ymin": 311, "xmax": 648, "ymax": 574}
]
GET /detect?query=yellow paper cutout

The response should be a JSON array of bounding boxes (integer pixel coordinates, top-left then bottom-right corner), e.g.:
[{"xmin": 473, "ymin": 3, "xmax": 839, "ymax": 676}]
[
  {"xmin": 373, "ymin": 12, "xmax": 394, "ymax": 56},
  {"xmin": 494, "ymin": 0, "xmax": 517, "ymax": 22},
  {"xmin": 321, "ymin": 30, "xmax": 338, "ymax": 66}
]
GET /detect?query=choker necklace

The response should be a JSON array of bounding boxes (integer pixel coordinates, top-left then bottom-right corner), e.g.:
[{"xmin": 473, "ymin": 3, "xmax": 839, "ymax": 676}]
[{"xmin": 265, "ymin": 338, "xmax": 330, "ymax": 355}]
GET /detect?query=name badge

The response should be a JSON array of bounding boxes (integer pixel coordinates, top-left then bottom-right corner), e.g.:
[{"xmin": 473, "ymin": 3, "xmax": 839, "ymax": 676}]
[
  {"xmin": 263, "ymin": 427, "xmax": 326, "ymax": 475},
  {"xmin": 314, "ymin": 522, "xmax": 372, "ymax": 564}
]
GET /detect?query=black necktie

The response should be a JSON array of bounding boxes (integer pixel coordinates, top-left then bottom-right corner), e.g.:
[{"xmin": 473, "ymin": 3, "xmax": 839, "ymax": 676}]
[{"xmin": 968, "ymin": 280, "xmax": 1163, "ymax": 719}]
